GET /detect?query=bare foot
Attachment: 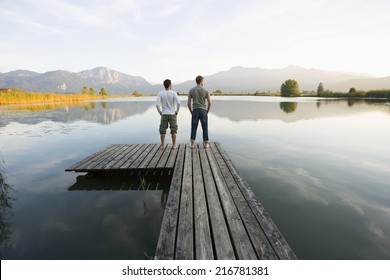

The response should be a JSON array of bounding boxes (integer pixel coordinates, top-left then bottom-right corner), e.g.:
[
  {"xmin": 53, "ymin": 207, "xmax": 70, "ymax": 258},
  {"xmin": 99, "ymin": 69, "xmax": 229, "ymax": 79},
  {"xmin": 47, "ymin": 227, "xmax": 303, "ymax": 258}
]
[
  {"xmin": 190, "ymin": 142, "xmax": 196, "ymax": 149},
  {"xmin": 203, "ymin": 142, "xmax": 210, "ymax": 148},
  {"xmin": 172, "ymin": 144, "xmax": 178, "ymax": 149},
  {"xmin": 160, "ymin": 144, "xmax": 166, "ymax": 149}
]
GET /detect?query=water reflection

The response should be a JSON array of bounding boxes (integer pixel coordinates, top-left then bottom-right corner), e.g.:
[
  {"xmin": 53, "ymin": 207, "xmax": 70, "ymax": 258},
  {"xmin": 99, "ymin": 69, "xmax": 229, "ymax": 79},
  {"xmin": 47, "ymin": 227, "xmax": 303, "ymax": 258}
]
[
  {"xmin": 210, "ymin": 98, "xmax": 389, "ymax": 122},
  {"xmin": 68, "ymin": 170, "xmax": 171, "ymax": 210},
  {"xmin": 0, "ymin": 156, "xmax": 13, "ymax": 254},
  {"xmin": 0, "ymin": 100, "xmax": 154, "ymax": 128},
  {"xmin": 280, "ymin": 102, "xmax": 298, "ymax": 114},
  {"xmin": 1, "ymin": 96, "xmax": 390, "ymax": 259}
]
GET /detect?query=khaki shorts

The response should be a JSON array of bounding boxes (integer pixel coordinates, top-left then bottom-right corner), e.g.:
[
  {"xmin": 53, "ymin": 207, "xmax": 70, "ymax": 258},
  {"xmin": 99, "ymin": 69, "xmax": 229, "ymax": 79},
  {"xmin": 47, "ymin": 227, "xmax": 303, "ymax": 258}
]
[{"xmin": 159, "ymin": 114, "xmax": 178, "ymax": 134}]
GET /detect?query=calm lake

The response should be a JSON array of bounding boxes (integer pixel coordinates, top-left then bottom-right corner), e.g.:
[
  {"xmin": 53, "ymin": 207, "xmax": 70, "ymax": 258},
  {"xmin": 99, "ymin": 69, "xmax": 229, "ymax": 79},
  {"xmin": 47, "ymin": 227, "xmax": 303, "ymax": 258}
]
[{"xmin": 0, "ymin": 96, "xmax": 389, "ymax": 260}]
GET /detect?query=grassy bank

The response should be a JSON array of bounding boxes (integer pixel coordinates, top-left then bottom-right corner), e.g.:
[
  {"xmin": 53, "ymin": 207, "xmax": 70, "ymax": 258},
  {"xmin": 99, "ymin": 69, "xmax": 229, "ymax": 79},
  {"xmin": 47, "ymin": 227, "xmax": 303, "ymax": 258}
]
[{"xmin": 0, "ymin": 89, "xmax": 149, "ymax": 105}]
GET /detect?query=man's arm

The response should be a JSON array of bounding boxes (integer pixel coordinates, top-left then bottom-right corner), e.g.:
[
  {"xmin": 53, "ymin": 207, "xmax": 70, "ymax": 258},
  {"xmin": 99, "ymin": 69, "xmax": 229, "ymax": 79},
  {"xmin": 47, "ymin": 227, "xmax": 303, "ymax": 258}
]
[
  {"xmin": 206, "ymin": 93, "xmax": 211, "ymax": 113},
  {"xmin": 175, "ymin": 93, "xmax": 180, "ymax": 115},
  {"xmin": 156, "ymin": 94, "xmax": 162, "ymax": 115},
  {"xmin": 187, "ymin": 94, "xmax": 192, "ymax": 114}
]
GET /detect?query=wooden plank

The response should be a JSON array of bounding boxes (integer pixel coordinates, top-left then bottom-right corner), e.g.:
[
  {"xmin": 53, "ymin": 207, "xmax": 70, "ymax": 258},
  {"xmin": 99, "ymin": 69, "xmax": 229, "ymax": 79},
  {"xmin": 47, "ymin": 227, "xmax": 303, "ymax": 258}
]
[
  {"xmin": 156, "ymin": 146, "xmax": 173, "ymax": 169},
  {"xmin": 192, "ymin": 144, "xmax": 214, "ymax": 259},
  {"xmin": 214, "ymin": 142, "xmax": 297, "ymax": 260},
  {"xmin": 93, "ymin": 144, "xmax": 130, "ymax": 170},
  {"xmin": 110, "ymin": 144, "xmax": 140, "ymax": 169},
  {"xmin": 129, "ymin": 144, "xmax": 155, "ymax": 169},
  {"xmin": 147, "ymin": 145, "xmax": 165, "ymax": 169},
  {"xmin": 65, "ymin": 144, "xmax": 116, "ymax": 171},
  {"xmin": 137, "ymin": 144, "xmax": 160, "ymax": 169},
  {"xmin": 175, "ymin": 145, "xmax": 194, "ymax": 260},
  {"xmin": 206, "ymin": 145, "xmax": 258, "ymax": 260},
  {"xmin": 198, "ymin": 146, "xmax": 235, "ymax": 260},
  {"xmin": 165, "ymin": 146, "xmax": 179, "ymax": 169},
  {"xmin": 119, "ymin": 144, "xmax": 148, "ymax": 169},
  {"xmin": 155, "ymin": 144, "xmax": 185, "ymax": 260},
  {"xmin": 209, "ymin": 142, "xmax": 278, "ymax": 260},
  {"xmin": 76, "ymin": 144, "xmax": 120, "ymax": 171},
  {"xmin": 103, "ymin": 144, "xmax": 136, "ymax": 170}
]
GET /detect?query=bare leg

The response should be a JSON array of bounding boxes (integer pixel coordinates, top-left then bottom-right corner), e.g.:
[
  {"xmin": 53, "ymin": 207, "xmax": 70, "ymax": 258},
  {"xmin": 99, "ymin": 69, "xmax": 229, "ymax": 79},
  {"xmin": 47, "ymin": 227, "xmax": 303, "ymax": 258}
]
[
  {"xmin": 160, "ymin": 134, "xmax": 166, "ymax": 148},
  {"xmin": 171, "ymin": 133, "xmax": 178, "ymax": 149}
]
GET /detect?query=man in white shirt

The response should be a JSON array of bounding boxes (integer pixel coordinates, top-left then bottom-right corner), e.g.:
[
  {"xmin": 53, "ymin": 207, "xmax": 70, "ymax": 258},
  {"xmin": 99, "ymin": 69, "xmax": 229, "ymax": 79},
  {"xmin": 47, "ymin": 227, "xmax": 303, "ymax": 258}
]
[{"xmin": 156, "ymin": 79, "xmax": 181, "ymax": 148}]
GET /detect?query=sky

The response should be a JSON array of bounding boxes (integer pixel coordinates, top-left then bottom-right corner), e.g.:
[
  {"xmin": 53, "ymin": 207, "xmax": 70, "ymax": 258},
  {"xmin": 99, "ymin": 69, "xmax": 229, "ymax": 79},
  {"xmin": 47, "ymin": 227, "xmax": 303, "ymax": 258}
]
[{"xmin": 1, "ymin": 0, "xmax": 390, "ymax": 84}]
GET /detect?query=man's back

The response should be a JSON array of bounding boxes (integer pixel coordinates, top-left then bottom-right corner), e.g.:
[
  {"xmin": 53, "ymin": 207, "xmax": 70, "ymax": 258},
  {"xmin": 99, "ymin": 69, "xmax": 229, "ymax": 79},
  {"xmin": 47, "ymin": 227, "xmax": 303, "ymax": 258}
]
[
  {"xmin": 157, "ymin": 90, "xmax": 180, "ymax": 115},
  {"xmin": 189, "ymin": 85, "xmax": 209, "ymax": 110}
]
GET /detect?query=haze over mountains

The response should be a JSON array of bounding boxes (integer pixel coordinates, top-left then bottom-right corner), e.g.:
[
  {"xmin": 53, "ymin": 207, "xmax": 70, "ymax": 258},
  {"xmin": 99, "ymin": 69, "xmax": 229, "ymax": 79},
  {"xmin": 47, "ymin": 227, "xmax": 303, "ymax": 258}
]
[{"xmin": 1, "ymin": 66, "xmax": 389, "ymax": 94}]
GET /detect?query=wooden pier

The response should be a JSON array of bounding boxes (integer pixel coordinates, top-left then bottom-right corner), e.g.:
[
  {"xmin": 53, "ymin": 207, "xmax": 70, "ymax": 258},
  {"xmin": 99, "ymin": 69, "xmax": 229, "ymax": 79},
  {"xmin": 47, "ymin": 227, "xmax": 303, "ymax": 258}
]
[{"xmin": 66, "ymin": 142, "xmax": 296, "ymax": 260}]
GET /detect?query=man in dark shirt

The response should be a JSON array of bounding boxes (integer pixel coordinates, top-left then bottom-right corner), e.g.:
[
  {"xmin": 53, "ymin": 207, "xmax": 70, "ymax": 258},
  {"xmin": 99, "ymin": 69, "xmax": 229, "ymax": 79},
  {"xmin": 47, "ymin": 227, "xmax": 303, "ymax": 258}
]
[{"xmin": 188, "ymin": 75, "xmax": 211, "ymax": 148}]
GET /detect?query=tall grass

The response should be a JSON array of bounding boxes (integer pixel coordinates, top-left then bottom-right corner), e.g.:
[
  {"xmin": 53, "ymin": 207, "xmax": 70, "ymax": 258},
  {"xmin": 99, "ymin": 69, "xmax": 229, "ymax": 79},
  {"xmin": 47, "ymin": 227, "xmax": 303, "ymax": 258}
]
[
  {"xmin": 0, "ymin": 89, "xmax": 102, "ymax": 105},
  {"xmin": 0, "ymin": 89, "xmax": 148, "ymax": 105}
]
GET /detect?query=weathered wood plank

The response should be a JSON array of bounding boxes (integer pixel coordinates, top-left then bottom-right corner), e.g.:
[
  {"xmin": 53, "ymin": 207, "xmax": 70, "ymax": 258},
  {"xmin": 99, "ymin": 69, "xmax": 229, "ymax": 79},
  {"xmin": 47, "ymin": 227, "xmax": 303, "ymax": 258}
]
[
  {"xmin": 156, "ymin": 146, "xmax": 172, "ymax": 169},
  {"xmin": 175, "ymin": 145, "xmax": 194, "ymax": 260},
  {"xmin": 206, "ymin": 145, "xmax": 258, "ymax": 260},
  {"xmin": 147, "ymin": 145, "xmax": 165, "ymax": 169},
  {"xmin": 192, "ymin": 144, "xmax": 214, "ymax": 259},
  {"xmin": 214, "ymin": 142, "xmax": 297, "ymax": 260},
  {"xmin": 137, "ymin": 144, "xmax": 160, "ymax": 169},
  {"xmin": 94, "ymin": 144, "xmax": 130, "ymax": 170},
  {"xmin": 103, "ymin": 144, "xmax": 135, "ymax": 170},
  {"xmin": 210, "ymin": 142, "xmax": 278, "ymax": 260},
  {"xmin": 109, "ymin": 144, "xmax": 140, "ymax": 169},
  {"xmin": 165, "ymin": 146, "xmax": 179, "ymax": 169},
  {"xmin": 77, "ymin": 144, "xmax": 120, "ymax": 170},
  {"xmin": 65, "ymin": 144, "xmax": 116, "ymax": 171},
  {"xmin": 155, "ymin": 144, "xmax": 185, "ymax": 260},
  {"xmin": 120, "ymin": 144, "xmax": 148, "ymax": 169},
  {"xmin": 198, "ymin": 146, "xmax": 235, "ymax": 260},
  {"xmin": 129, "ymin": 144, "xmax": 155, "ymax": 169}
]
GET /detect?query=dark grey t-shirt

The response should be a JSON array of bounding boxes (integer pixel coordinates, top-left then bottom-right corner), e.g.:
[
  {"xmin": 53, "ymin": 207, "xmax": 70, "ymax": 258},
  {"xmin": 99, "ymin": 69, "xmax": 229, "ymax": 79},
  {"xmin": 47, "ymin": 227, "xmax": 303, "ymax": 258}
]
[{"xmin": 189, "ymin": 85, "xmax": 209, "ymax": 110}]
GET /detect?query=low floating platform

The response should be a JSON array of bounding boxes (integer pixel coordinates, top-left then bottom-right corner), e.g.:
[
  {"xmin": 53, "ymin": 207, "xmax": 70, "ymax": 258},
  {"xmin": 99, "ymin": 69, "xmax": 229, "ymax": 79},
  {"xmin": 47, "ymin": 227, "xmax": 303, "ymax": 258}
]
[{"xmin": 66, "ymin": 142, "xmax": 296, "ymax": 260}]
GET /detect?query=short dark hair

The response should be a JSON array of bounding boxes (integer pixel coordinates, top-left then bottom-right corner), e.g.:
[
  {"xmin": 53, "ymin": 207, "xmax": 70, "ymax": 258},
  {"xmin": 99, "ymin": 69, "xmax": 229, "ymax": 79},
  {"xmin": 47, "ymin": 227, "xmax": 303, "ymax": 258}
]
[
  {"xmin": 195, "ymin": 75, "xmax": 203, "ymax": 85},
  {"xmin": 163, "ymin": 79, "xmax": 171, "ymax": 89}
]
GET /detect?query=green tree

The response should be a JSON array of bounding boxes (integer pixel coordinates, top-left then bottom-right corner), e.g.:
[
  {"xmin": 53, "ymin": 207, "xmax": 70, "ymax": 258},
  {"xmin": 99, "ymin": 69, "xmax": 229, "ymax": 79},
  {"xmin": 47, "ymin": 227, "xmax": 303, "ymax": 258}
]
[
  {"xmin": 82, "ymin": 86, "xmax": 87, "ymax": 95},
  {"xmin": 89, "ymin": 88, "xmax": 95, "ymax": 95},
  {"xmin": 349, "ymin": 87, "xmax": 357, "ymax": 94},
  {"xmin": 99, "ymin": 88, "xmax": 107, "ymax": 95},
  {"xmin": 317, "ymin": 82, "xmax": 324, "ymax": 95},
  {"xmin": 281, "ymin": 79, "xmax": 300, "ymax": 97}
]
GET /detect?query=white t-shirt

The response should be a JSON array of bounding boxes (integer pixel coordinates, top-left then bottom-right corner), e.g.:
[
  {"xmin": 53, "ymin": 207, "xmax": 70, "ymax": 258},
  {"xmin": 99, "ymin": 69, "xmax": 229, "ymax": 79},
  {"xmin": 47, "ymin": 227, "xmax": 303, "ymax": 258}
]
[{"xmin": 156, "ymin": 90, "xmax": 181, "ymax": 115}]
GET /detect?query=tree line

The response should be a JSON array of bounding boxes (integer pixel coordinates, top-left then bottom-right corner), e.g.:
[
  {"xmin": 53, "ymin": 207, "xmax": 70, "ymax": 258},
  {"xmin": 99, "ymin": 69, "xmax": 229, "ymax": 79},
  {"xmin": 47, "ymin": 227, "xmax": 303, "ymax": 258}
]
[
  {"xmin": 280, "ymin": 79, "xmax": 390, "ymax": 98},
  {"xmin": 82, "ymin": 86, "xmax": 107, "ymax": 96}
]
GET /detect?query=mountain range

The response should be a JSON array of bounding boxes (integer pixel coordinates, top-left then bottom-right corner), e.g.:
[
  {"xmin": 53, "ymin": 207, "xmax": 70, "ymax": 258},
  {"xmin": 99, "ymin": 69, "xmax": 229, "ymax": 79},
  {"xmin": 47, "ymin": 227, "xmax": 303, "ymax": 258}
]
[{"xmin": 1, "ymin": 66, "xmax": 389, "ymax": 94}]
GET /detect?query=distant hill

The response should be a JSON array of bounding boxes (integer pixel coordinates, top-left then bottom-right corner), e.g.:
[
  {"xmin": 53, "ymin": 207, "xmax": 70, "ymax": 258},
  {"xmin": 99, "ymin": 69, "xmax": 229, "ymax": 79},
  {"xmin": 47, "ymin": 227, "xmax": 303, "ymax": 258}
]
[
  {"xmin": 0, "ymin": 67, "xmax": 159, "ymax": 94},
  {"xmin": 174, "ymin": 66, "xmax": 383, "ymax": 92},
  {"xmin": 1, "ymin": 66, "xmax": 389, "ymax": 94}
]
